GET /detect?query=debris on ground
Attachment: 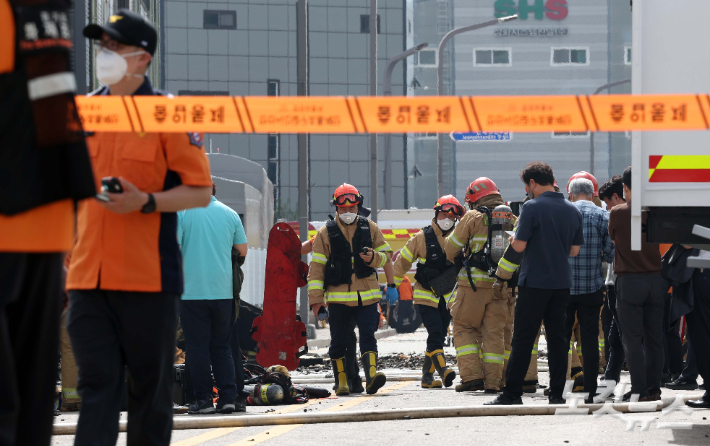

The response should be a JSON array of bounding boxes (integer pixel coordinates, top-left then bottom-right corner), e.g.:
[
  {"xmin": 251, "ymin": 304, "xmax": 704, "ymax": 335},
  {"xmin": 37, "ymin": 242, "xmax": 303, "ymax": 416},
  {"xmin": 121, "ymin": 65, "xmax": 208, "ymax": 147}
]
[{"xmin": 296, "ymin": 353, "xmax": 458, "ymax": 372}]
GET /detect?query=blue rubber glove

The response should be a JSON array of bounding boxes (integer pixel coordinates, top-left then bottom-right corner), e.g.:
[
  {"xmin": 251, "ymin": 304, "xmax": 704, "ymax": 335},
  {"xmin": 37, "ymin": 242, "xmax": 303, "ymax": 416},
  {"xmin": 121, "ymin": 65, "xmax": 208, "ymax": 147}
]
[{"xmin": 386, "ymin": 286, "xmax": 399, "ymax": 305}]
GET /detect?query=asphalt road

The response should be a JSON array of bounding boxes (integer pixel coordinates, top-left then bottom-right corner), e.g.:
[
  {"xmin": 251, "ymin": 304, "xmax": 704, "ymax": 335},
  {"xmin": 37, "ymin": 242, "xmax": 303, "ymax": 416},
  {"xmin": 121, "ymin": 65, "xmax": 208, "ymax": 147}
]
[{"xmin": 52, "ymin": 329, "xmax": 709, "ymax": 446}]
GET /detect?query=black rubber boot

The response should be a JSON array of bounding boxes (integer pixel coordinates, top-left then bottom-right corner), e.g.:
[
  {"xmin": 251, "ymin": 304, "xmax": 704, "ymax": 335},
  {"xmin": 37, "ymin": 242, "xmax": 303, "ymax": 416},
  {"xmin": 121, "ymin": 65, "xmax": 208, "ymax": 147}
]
[
  {"xmin": 430, "ymin": 349, "xmax": 456, "ymax": 388},
  {"xmin": 421, "ymin": 352, "xmax": 443, "ymax": 388},
  {"xmin": 331, "ymin": 358, "xmax": 350, "ymax": 396},
  {"xmin": 455, "ymin": 379, "xmax": 484, "ymax": 392},
  {"xmin": 571, "ymin": 367, "xmax": 584, "ymax": 392},
  {"xmin": 347, "ymin": 352, "xmax": 365, "ymax": 393},
  {"xmin": 361, "ymin": 351, "xmax": 387, "ymax": 395}
]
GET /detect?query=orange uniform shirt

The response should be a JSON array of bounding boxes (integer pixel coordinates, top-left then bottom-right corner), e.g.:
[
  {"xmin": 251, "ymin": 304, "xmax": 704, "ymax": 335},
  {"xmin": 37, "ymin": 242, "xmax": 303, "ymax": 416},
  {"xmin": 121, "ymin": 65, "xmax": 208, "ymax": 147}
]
[
  {"xmin": 0, "ymin": 0, "xmax": 74, "ymax": 253},
  {"xmin": 66, "ymin": 80, "xmax": 212, "ymax": 293}
]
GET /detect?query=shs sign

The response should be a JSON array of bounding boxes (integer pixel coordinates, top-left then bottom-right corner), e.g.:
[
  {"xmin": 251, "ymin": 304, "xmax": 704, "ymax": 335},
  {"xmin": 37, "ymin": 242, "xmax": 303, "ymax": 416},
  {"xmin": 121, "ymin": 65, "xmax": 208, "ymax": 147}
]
[{"xmin": 495, "ymin": 0, "xmax": 568, "ymax": 21}]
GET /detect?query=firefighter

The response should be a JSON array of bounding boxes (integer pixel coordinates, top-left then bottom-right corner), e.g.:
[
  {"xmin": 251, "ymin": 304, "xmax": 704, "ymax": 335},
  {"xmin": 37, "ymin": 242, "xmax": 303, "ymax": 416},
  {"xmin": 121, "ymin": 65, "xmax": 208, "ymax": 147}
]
[
  {"xmin": 444, "ymin": 178, "xmax": 513, "ymax": 393},
  {"xmin": 308, "ymin": 184, "xmax": 393, "ymax": 396},
  {"xmin": 393, "ymin": 195, "xmax": 465, "ymax": 388}
]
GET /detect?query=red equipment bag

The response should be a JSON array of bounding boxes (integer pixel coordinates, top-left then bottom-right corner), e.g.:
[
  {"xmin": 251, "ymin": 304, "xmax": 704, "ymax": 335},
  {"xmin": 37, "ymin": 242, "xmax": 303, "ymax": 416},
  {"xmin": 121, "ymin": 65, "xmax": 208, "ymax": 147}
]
[{"xmin": 251, "ymin": 223, "xmax": 308, "ymax": 370}]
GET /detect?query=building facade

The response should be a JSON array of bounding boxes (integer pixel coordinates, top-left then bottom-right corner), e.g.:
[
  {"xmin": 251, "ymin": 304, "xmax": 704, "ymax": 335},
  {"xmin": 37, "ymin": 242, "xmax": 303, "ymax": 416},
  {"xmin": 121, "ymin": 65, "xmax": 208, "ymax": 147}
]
[
  {"xmin": 162, "ymin": 0, "xmax": 407, "ymax": 220},
  {"xmin": 407, "ymin": 0, "xmax": 632, "ymax": 204}
]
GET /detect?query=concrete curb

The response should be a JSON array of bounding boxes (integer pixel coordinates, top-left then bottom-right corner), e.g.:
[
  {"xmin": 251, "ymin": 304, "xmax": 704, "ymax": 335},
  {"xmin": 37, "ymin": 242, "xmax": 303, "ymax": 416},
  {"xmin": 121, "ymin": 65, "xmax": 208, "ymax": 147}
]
[{"xmin": 307, "ymin": 328, "xmax": 397, "ymax": 350}]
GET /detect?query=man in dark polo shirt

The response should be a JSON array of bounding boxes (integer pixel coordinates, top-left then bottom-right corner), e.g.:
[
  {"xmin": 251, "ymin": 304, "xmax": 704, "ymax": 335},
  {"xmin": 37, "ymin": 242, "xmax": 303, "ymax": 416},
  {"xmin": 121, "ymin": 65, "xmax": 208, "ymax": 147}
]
[
  {"xmin": 608, "ymin": 166, "xmax": 664, "ymax": 402},
  {"xmin": 487, "ymin": 161, "xmax": 583, "ymax": 405}
]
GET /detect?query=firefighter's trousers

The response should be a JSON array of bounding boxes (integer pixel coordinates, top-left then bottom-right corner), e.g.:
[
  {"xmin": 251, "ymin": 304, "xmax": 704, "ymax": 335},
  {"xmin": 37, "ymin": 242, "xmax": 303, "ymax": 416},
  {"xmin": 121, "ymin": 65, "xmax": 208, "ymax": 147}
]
[
  {"xmin": 501, "ymin": 292, "xmax": 515, "ymax": 388},
  {"xmin": 450, "ymin": 286, "xmax": 507, "ymax": 390}
]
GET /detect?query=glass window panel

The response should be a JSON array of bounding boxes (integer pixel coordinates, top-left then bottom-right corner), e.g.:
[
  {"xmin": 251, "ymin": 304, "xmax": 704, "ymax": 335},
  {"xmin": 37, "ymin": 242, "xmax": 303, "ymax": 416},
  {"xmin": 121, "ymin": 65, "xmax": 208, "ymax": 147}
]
[
  {"xmin": 219, "ymin": 12, "xmax": 235, "ymax": 27},
  {"xmin": 553, "ymin": 49, "xmax": 569, "ymax": 64},
  {"xmin": 476, "ymin": 50, "xmax": 492, "ymax": 64},
  {"xmin": 204, "ymin": 11, "xmax": 219, "ymax": 27},
  {"xmin": 571, "ymin": 49, "xmax": 587, "ymax": 63},
  {"xmin": 493, "ymin": 50, "xmax": 509, "ymax": 64},
  {"xmin": 419, "ymin": 50, "xmax": 436, "ymax": 65}
]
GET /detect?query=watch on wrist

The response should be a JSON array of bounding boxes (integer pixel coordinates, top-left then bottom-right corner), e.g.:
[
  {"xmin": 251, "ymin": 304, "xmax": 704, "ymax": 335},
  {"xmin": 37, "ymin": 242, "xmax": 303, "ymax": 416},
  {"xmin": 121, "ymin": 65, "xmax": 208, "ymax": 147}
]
[
  {"xmin": 141, "ymin": 193, "xmax": 156, "ymax": 214},
  {"xmin": 387, "ymin": 283, "xmax": 396, "ymax": 288}
]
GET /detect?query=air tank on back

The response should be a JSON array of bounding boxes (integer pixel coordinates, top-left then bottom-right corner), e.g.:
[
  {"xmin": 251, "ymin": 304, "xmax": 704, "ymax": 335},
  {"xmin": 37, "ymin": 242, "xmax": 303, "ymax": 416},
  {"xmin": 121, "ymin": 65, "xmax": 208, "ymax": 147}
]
[{"xmin": 491, "ymin": 204, "xmax": 515, "ymax": 265}]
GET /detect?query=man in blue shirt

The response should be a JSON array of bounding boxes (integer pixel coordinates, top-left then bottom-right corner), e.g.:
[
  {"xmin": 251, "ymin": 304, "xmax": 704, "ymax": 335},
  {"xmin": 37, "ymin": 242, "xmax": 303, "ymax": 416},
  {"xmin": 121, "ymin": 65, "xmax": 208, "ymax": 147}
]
[
  {"xmin": 177, "ymin": 183, "xmax": 248, "ymax": 414},
  {"xmin": 566, "ymin": 177, "xmax": 614, "ymax": 400},
  {"xmin": 487, "ymin": 162, "xmax": 583, "ymax": 405}
]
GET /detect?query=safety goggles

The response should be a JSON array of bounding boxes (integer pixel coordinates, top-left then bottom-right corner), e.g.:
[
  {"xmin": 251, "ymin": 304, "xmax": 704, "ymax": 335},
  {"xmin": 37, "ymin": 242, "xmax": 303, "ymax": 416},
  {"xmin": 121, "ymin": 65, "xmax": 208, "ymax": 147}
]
[
  {"xmin": 334, "ymin": 193, "xmax": 360, "ymax": 206},
  {"xmin": 437, "ymin": 203, "xmax": 464, "ymax": 217}
]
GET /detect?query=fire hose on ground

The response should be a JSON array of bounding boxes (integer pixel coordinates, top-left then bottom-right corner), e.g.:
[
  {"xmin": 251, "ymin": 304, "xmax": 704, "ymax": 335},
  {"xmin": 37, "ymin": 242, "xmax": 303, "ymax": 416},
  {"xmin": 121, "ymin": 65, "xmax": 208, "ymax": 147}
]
[{"xmin": 52, "ymin": 394, "xmax": 703, "ymax": 435}]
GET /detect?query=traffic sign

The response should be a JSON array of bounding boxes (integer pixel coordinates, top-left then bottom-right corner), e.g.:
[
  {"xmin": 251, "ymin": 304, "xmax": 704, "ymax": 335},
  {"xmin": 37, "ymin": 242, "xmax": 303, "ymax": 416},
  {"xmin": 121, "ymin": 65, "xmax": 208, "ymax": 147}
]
[{"xmin": 450, "ymin": 131, "xmax": 512, "ymax": 141}]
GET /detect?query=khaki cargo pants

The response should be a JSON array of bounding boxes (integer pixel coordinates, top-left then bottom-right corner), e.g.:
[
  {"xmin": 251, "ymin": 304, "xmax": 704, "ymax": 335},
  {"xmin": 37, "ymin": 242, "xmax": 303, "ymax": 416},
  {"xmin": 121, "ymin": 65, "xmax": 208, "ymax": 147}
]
[{"xmin": 450, "ymin": 286, "xmax": 508, "ymax": 390}]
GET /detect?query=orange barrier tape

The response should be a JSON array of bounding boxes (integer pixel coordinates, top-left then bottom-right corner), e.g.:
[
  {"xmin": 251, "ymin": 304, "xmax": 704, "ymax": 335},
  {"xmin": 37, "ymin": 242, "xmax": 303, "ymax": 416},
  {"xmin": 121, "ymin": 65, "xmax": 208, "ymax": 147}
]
[{"xmin": 75, "ymin": 94, "xmax": 710, "ymax": 133}]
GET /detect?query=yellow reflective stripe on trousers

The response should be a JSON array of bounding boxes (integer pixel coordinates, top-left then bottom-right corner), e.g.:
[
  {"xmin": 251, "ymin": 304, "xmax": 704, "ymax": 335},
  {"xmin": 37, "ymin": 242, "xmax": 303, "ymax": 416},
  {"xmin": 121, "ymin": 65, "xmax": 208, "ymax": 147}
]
[
  {"xmin": 401, "ymin": 246, "xmax": 414, "ymax": 262},
  {"xmin": 312, "ymin": 253, "xmax": 327, "ymax": 265},
  {"xmin": 531, "ymin": 344, "xmax": 538, "ymax": 355},
  {"xmin": 449, "ymin": 233, "xmax": 465, "ymax": 248},
  {"xmin": 482, "ymin": 353, "xmax": 505, "ymax": 364},
  {"xmin": 394, "ymin": 276, "xmax": 404, "ymax": 286},
  {"xmin": 456, "ymin": 344, "xmax": 479, "ymax": 356},
  {"xmin": 307, "ymin": 280, "xmax": 324, "ymax": 290},
  {"xmin": 504, "ymin": 350, "xmax": 511, "ymax": 359},
  {"xmin": 326, "ymin": 289, "xmax": 381, "ymax": 303},
  {"xmin": 498, "ymin": 258, "xmax": 519, "ymax": 273},
  {"xmin": 413, "ymin": 289, "xmax": 439, "ymax": 304},
  {"xmin": 62, "ymin": 388, "xmax": 79, "ymax": 398}
]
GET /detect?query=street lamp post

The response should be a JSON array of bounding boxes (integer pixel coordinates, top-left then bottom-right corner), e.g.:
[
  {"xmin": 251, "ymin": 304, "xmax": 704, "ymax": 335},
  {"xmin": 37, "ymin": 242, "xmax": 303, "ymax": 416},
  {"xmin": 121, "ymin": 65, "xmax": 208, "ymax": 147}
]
[
  {"xmin": 369, "ymin": 0, "xmax": 378, "ymax": 221},
  {"xmin": 383, "ymin": 43, "xmax": 429, "ymax": 209},
  {"xmin": 436, "ymin": 14, "xmax": 518, "ymax": 197},
  {"xmin": 589, "ymin": 79, "xmax": 631, "ymax": 176}
]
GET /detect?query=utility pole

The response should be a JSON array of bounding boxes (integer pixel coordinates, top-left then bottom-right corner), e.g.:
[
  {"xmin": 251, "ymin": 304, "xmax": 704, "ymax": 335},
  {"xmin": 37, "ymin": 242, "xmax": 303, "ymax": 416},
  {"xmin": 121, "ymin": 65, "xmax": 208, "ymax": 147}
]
[
  {"xmin": 383, "ymin": 43, "xmax": 429, "ymax": 209},
  {"xmin": 369, "ymin": 0, "xmax": 378, "ymax": 221},
  {"xmin": 297, "ymin": 0, "xmax": 310, "ymax": 328},
  {"xmin": 589, "ymin": 79, "xmax": 631, "ymax": 176},
  {"xmin": 436, "ymin": 15, "xmax": 517, "ymax": 197}
]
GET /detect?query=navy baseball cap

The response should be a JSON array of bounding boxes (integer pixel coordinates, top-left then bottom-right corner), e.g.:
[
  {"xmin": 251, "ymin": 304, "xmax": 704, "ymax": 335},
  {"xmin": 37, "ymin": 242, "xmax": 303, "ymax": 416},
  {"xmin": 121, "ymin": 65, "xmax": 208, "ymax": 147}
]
[{"xmin": 83, "ymin": 9, "xmax": 157, "ymax": 55}]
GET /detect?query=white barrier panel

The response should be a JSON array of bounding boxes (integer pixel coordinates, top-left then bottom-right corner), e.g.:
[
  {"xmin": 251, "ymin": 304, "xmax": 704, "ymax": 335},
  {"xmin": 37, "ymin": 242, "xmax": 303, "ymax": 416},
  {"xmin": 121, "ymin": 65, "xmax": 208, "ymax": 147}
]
[{"xmin": 241, "ymin": 248, "xmax": 266, "ymax": 307}]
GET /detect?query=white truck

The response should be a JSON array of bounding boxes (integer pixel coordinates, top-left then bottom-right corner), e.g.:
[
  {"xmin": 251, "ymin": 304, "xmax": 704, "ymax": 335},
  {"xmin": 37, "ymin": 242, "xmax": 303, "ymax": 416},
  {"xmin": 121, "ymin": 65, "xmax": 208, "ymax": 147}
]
[{"xmin": 632, "ymin": 2, "xmax": 710, "ymax": 250}]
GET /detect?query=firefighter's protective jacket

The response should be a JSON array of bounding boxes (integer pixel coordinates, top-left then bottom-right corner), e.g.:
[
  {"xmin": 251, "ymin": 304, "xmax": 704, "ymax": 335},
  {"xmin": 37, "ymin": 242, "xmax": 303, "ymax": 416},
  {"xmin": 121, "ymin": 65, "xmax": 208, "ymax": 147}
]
[
  {"xmin": 393, "ymin": 218, "xmax": 453, "ymax": 307},
  {"xmin": 308, "ymin": 215, "xmax": 392, "ymax": 307},
  {"xmin": 444, "ymin": 210, "xmax": 494, "ymax": 289}
]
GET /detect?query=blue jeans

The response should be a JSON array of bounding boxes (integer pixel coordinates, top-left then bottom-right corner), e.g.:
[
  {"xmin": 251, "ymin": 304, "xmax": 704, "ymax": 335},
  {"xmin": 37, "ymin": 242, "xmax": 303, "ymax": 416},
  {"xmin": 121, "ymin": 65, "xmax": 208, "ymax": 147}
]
[{"xmin": 181, "ymin": 299, "xmax": 237, "ymax": 404}]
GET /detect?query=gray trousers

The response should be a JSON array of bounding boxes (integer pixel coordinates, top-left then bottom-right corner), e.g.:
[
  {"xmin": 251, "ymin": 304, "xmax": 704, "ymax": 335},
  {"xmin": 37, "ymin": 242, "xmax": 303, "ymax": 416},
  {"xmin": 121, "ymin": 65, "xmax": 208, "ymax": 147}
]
[{"xmin": 616, "ymin": 273, "xmax": 665, "ymax": 397}]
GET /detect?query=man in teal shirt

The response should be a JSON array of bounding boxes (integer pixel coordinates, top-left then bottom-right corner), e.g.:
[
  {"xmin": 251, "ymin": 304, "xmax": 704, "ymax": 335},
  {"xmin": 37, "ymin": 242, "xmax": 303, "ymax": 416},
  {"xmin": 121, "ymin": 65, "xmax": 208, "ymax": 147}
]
[{"xmin": 177, "ymin": 183, "xmax": 248, "ymax": 414}]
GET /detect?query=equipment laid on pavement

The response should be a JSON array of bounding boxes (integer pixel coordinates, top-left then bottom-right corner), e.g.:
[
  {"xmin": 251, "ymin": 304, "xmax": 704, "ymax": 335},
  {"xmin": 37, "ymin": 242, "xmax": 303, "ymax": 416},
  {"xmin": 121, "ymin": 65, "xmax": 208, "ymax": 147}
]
[
  {"xmin": 243, "ymin": 363, "xmax": 330, "ymax": 405},
  {"xmin": 251, "ymin": 223, "xmax": 308, "ymax": 370}
]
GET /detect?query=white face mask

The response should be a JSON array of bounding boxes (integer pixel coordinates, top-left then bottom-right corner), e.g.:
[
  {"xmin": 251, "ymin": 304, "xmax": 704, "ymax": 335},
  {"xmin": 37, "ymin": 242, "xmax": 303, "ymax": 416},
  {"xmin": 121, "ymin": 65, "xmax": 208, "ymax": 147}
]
[
  {"xmin": 437, "ymin": 218, "xmax": 455, "ymax": 231},
  {"xmin": 96, "ymin": 48, "xmax": 146, "ymax": 86},
  {"xmin": 340, "ymin": 212, "xmax": 357, "ymax": 225}
]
